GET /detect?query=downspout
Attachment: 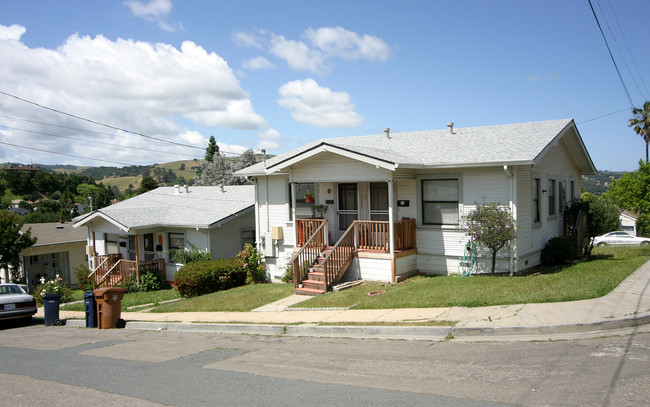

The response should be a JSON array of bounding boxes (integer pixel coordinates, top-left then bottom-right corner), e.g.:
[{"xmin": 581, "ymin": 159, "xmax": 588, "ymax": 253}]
[
  {"xmin": 290, "ymin": 180, "xmax": 296, "ymax": 244},
  {"xmin": 503, "ymin": 166, "xmax": 516, "ymax": 276}
]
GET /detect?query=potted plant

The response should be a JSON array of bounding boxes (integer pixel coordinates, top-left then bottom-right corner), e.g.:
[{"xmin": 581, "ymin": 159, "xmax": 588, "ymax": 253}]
[
  {"xmin": 315, "ymin": 204, "xmax": 327, "ymax": 218},
  {"xmin": 304, "ymin": 191, "xmax": 314, "ymax": 203}
]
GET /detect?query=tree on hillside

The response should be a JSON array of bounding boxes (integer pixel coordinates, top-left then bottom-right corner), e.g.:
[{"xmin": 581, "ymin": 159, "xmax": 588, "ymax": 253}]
[
  {"xmin": 0, "ymin": 211, "xmax": 36, "ymax": 283},
  {"xmin": 194, "ymin": 152, "xmax": 232, "ymax": 186},
  {"xmin": 461, "ymin": 202, "xmax": 516, "ymax": 275},
  {"xmin": 205, "ymin": 136, "xmax": 219, "ymax": 162},
  {"xmin": 630, "ymin": 101, "xmax": 650, "ymax": 162},
  {"xmin": 604, "ymin": 160, "xmax": 650, "ymax": 214},
  {"xmin": 137, "ymin": 176, "xmax": 159, "ymax": 194}
]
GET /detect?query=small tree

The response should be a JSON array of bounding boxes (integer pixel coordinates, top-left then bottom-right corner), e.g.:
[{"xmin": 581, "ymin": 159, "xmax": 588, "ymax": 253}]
[
  {"xmin": 461, "ymin": 202, "xmax": 516, "ymax": 275},
  {"xmin": 565, "ymin": 193, "xmax": 620, "ymax": 259},
  {"xmin": 205, "ymin": 136, "xmax": 219, "ymax": 162},
  {"xmin": 0, "ymin": 211, "xmax": 36, "ymax": 282}
]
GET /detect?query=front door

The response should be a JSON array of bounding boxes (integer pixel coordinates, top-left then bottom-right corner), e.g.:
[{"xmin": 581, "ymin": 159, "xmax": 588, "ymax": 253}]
[
  {"xmin": 369, "ymin": 182, "xmax": 389, "ymax": 221},
  {"xmin": 337, "ymin": 183, "xmax": 358, "ymax": 235}
]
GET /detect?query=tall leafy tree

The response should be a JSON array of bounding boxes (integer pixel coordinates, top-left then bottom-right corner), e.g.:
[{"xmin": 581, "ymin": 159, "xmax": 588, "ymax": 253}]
[
  {"xmin": 565, "ymin": 193, "xmax": 620, "ymax": 259},
  {"xmin": 630, "ymin": 101, "xmax": 650, "ymax": 162},
  {"xmin": 0, "ymin": 211, "xmax": 36, "ymax": 283},
  {"xmin": 604, "ymin": 160, "xmax": 650, "ymax": 214},
  {"xmin": 205, "ymin": 136, "xmax": 219, "ymax": 162},
  {"xmin": 137, "ymin": 176, "xmax": 159, "ymax": 194},
  {"xmin": 461, "ymin": 202, "xmax": 516, "ymax": 275}
]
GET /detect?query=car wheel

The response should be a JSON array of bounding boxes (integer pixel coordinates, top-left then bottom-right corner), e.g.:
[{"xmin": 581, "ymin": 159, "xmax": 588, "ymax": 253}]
[
  {"xmin": 641, "ymin": 241, "xmax": 650, "ymax": 246},
  {"xmin": 597, "ymin": 242, "xmax": 608, "ymax": 247}
]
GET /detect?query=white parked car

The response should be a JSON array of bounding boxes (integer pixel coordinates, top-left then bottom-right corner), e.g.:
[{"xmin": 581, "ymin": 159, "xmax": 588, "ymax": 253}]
[
  {"xmin": 592, "ymin": 231, "xmax": 650, "ymax": 247},
  {"xmin": 0, "ymin": 283, "xmax": 37, "ymax": 321}
]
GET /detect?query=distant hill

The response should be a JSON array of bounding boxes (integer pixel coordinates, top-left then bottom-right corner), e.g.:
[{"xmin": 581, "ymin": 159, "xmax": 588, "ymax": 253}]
[{"xmin": 581, "ymin": 171, "xmax": 626, "ymax": 196}]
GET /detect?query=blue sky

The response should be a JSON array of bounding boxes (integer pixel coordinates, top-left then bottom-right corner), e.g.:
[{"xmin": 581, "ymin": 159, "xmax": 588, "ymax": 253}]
[{"xmin": 0, "ymin": 0, "xmax": 648, "ymax": 171}]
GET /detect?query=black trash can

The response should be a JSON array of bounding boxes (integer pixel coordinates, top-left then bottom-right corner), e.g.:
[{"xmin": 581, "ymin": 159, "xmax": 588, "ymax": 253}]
[
  {"xmin": 84, "ymin": 291, "xmax": 97, "ymax": 328},
  {"xmin": 42, "ymin": 293, "xmax": 62, "ymax": 326}
]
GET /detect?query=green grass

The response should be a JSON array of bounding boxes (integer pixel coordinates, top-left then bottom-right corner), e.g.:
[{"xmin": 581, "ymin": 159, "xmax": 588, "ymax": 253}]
[
  {"xmin": 293, "ymin": 246, "xmax": 650, "ymax": 310},
  {"xmin": 61, "ymin": 289, "xmax": 181, "ymax": 312},
  {"xmin": 150, "ymin": 283, "xmax": 295, "ymax": 312}
]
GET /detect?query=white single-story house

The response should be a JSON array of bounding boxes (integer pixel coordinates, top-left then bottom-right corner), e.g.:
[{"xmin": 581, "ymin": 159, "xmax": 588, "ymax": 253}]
[
  {"xmin": 620, "ymin": 210, "xmax": 638, "ymax": 235},
  {"xmin": 17, "ymin": 222, "xmax": 88, "ymax": 291},
  {"xmin": 234, "ymin": 119, "xmax": 596, "ymax": 295},
  {"xmin": 73, "ymin": 185, "xmax": 255, "ymax": 286}
]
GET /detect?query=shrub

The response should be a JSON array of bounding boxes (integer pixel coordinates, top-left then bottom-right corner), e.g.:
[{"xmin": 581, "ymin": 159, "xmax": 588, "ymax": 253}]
[
  {"xmin": 120, "ymin": 276, "xmax": 140, "ymax": 293},
  {"xmin": 541, "ymin": 237, "xmax": 577, "ymax": 266},
  {"xmin": 139, "ymin": 269, "xmax": 169, "ymax": 292},
  {"xmin": 74, "ymin": 264, "xmax": 94, "ymax": 291},
  {"xmin": 34, "ymin": 275, "xmax": 72, "ymax": 305},
  {"xmin": 168, "ymin": 244, "xmax": 212, "ymax": 264},
  {"xmin": 173, "ymin": 258, "xmax": 246, "ymax": 298},
  {"xmin": 237, "ymin": 243, "xmax": 267, "ymax": 283}
]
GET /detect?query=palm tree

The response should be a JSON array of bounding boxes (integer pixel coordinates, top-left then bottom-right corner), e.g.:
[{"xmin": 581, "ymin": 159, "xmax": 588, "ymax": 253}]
[{"xmin": 630, "ymin": 101, "xmax": 650, "ymax": 162}]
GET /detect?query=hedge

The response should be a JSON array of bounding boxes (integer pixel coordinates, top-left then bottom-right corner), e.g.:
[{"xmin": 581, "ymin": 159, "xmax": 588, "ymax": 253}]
[{"xmin": 173, "ymin": 258, "xmax": 246, "ymax": 298}]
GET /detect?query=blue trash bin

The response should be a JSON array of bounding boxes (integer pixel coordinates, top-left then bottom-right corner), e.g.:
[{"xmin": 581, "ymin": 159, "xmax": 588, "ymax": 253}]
[
  {"xmin": 84, "ymin": 291, "xmax": 97, "ymax": 328},
  {"xmin": 42, "ymin": 293, "xmax": 62, "ymax": 326}
]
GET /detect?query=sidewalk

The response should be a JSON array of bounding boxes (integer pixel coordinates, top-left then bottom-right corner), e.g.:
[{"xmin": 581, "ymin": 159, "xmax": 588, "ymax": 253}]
[{"xmin": 58, "ymin": 260, "xmax": 650, "ymax": 341}]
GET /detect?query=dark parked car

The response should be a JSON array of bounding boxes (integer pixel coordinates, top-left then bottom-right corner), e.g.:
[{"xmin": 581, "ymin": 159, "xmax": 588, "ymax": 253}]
[{"xmin": 0, "ymin": 283, "xmax": 37, "ymax": 321}]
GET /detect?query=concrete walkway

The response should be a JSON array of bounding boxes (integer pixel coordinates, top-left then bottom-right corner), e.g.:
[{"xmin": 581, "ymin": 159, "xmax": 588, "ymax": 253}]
[{"xmin": 56, "ymin": 260, "xmax": 650, "ymax": 341}]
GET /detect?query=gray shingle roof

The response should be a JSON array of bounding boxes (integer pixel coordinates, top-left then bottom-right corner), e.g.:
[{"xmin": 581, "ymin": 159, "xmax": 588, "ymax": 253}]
[
  {"xmin": 20, "ymin": 222, "xmax": 86, "ymax": 246},
  {"xmin": 74, "ymin": 185, "xmax": 255, "ymax": 231},
  {"xmin": 236, "ymin": 119, "xmax": 595, "ymax": 175}
]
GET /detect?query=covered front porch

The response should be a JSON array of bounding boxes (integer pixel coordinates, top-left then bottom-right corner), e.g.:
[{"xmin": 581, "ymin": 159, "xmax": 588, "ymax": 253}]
[
  {"xmin": 291, "ymin": 216, "xmax": 417, "ymax": 295},
  {"xmin": 89, "ymin": 254, "xmax": 166, "ymax": 289}
]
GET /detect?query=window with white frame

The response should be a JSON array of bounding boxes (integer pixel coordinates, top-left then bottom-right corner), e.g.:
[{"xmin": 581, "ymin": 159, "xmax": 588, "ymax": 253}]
[
  {"xmin": 548, "ymin": 179, "xmax": 556, "ymax": 216},
  {"xmin": 168, "ymin": 233, "xmax": 184, "ymax": 262},
  {"xmin": 533, "ymin": 178, "xmax": 541, "ymax": 223},
  {"xmin": 422, "ymin": 179, "xmax": 459, "ymax": 225}
]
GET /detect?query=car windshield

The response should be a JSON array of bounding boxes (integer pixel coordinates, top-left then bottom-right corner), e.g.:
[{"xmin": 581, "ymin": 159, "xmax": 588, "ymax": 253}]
[{"xmin": 0, "ymin": 285, "xmax": 25, "ymax": 295}]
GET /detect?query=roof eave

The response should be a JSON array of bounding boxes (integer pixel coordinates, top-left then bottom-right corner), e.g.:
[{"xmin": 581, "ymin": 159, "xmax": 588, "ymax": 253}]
[{"xmin": 267, "ymin": 142, "xmax": 396, "ymax": 172}]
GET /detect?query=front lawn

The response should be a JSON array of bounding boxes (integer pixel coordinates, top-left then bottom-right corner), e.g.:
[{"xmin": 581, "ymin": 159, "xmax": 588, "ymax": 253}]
[
  {"xmin": 293, "ymin": 246, "xmax": 650, "ymax": 309},
  {"xmin": 150, "ymin": 283, "xmax": 295, "ymax": 312},
  {"xmin": 61, "ymin": 289, "xmax": 181, "ymax": 312}
]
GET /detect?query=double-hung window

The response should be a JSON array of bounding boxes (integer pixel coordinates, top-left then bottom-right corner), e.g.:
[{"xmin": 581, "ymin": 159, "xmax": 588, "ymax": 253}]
[
  {"xmin": 422, "ymin": 179, "xmax": 459, "ymax": 225},
  {"xmin": 548, "ymin": 179, "xmax": 556, "ymax": 216},
  {"xmin": 533, "ymin": 178, "xmax": 541, "ymax": 223},
  {"xmin": 168, "ymin": 233, "xmax": 184, "ymax": 262}
]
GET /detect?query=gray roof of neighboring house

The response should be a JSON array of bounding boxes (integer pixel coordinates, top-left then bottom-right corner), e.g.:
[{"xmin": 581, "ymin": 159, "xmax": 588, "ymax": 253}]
[
  {"xmin": 73, "ymin": 185, "xmax": 255, "ymax": 232},
  {"xmin": 235, "ymin": 119, "xmax": 596, "ymax": 176},
  {"xmin": 20, "ymin": 222, "xmax": 87, "ymax": 246}
]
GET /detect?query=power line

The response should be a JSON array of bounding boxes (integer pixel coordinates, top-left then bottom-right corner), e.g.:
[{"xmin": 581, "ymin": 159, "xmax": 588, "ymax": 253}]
[
  {"xmin": 0, "ymin": 90, "xmax": 204, "ymax": 150},
  {"xmin": 587, "ymin": 0, "xmax": 634, "ymax": 108},
  {"xmin": 577, "ymin": 107, "xmax": 630, "ymax": 124},
  {"xmin": 0, "ymin": 141, "xmax": 134, "ymax": 166},
  {"xmin": 0, "ymin": 123, "xmax": 203, "ymax": 159}
]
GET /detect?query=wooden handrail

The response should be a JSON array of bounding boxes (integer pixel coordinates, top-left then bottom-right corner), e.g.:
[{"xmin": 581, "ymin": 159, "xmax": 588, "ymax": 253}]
[
  {"xmin": 319, "ymin": 221, "xmax": 356, "ymax": 289},
  {"xmin": 88, "ymin": 256, "xmax": 108, "ymax": 278},
  {"xmin": 291, "ymin": 220, "xmax": 328, "ymax": 288}
]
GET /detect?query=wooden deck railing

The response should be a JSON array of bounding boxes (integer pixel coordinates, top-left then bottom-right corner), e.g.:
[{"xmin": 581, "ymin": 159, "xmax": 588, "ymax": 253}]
[
  {"xmin": 319, "ymin": 222, "xmax": 356, "ymax": 289},
  {"xmin": 355, "ymin": 219, "xmax": 417, "ymax": 251},
  {"xmin": 292, "ymin": 219, "xmax": 328, "ymax": 288},
  {"xmin": 91, "ymin": 255, "xmax": 166, "ymax": 289}
]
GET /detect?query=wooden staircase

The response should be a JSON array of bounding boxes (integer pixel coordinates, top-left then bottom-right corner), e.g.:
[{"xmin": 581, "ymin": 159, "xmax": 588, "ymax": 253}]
[{"xmin": 295, "ymin": 247, "xmax": 330, "ymax": 296}]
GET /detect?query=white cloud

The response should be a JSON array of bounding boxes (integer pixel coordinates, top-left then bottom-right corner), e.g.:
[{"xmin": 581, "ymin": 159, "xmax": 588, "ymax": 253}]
[
  {"xmin": 236, "ymin": 26, "xmax": 391, "ymax": 74},
  {"xmin": 255, "ymin": 128, "xmax": 281, "ymax": 150},
  {"xmin": 0, "ymin": 24, "xmax": 267, "ymax": 165},
  {"xmin": 242, "ymin": 56, "xmax": 275, "ymax": 70},
  {"xmin": 232, "ymin": 31, "xmax": 264, "ymax": 49},
  {"xmin": 277, "ymin": 78, "xmax": 364, "ymax": 128},
  {"xmin": 124, "ymin": 0, "xmax": 183, "ymax": 32},
  {"xmin": 526, "ymin": 75, "xmax": 541, "ymax": 83},
  {"xmin": 0, "ymin": 24, "xmax": 25, "ymax": 41}
]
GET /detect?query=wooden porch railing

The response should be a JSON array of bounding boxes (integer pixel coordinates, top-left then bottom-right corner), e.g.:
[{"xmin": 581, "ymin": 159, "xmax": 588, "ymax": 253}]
[
  {"xmin": 91, "ymin": 255, "xmax": 166, "ymax": 289},
  {"xmin": 356, "ymin": 219, "xmax": 417, "ymax": 251},
  {"xmin": 318, "ymin": 221, "xmax": 356, "ymax": 290},
  {"xmin": 292, "ymin": 219, "xmax": 328, "ymax": 288}
]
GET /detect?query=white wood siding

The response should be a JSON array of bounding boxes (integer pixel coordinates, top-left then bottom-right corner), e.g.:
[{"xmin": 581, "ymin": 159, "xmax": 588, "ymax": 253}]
[
  {"xmin": 209, "ymin": 210, "xmax": 255, "ymax": 260},
  {"xmin": 396, "ymin": 179, "xmax": 417, "ymax": 220},
  {"xmin": 290, "ymin": 152, "xmax": 392, "ymax": 182}
]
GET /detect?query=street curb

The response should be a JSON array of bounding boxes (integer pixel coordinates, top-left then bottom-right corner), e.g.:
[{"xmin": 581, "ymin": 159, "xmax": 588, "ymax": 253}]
[{"xmin": 64, "ymin": 314, "xmax": 650, "ymax": 340}]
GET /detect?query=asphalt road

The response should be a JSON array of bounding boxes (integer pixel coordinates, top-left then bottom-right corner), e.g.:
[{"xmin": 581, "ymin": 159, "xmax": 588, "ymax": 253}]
[{"xmin": 1, "ymin": 320, "xmax": 649, "ymax": 406}]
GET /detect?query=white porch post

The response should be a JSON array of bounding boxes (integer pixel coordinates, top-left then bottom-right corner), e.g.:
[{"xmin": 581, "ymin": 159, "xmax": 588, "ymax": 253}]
[
  {"xmin": 290, "ymin": 182, "xmax": 296, "ymax": 242},
  {"xmin": 388, "ymin": 180, "xmax": 395, "ymax": 256}
]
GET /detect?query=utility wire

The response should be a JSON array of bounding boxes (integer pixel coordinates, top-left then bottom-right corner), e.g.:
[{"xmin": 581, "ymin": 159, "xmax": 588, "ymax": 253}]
[
  {"xmin": 577, "ymin": 107, "xmax": 630, "ymax": 124},
  {"xmin": 0, "ymin": 141, "xmax": 134, "ymax": 166},
  {"xmin": 0, "ymin": 124, "xmax": 203, "ymax": 159},
  {"xmin": 587, "ymin": 0, "xmax": 634, "ymax": 108}
]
